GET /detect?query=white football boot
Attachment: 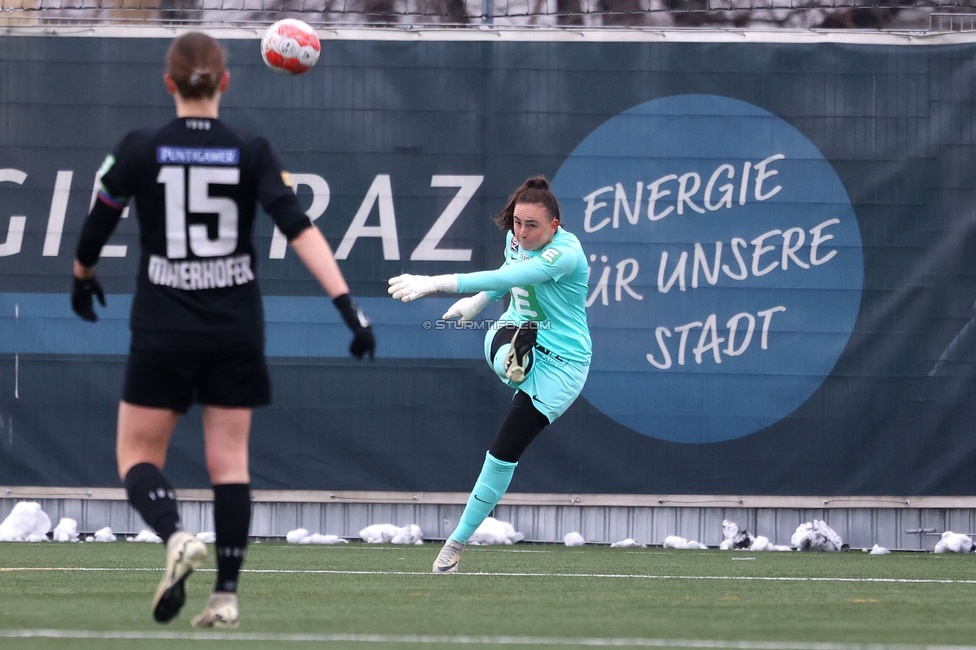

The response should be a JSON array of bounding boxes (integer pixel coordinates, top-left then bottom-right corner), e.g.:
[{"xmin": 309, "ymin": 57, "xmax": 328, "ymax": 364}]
[
  {"xmin": 191, "ymin": 592, "xmax": 240, "ymax": 629},
  {"xmin": 152, "ymin": 531, "xmax": 208, "ymax": 623},
  {"xmin": 432, "ymin": 539, "xmax": 465, "ymax": 574}
]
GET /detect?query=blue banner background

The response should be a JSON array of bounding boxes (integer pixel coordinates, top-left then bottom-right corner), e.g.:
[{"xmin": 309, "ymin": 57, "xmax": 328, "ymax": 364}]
[{"xmin": 1, "ymin": 36, "xmax": 974, "ymax": 494}]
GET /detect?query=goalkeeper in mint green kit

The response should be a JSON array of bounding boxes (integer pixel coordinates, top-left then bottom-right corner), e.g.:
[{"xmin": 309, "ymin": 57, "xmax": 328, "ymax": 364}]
[{"xmin": 388, "ymin": 176, "xmax": 591, "ymax": 573}]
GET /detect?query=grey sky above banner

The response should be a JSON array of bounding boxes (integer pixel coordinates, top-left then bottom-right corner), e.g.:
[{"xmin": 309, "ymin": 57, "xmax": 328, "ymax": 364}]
[{"xmin": 0, "ymin": 293, "xmax": 499, "ymax": 358}]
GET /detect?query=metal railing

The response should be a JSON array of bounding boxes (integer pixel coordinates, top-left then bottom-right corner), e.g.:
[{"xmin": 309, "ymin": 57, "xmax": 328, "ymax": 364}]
[
  {"xmin": 1, "ymin": 0, "xmax": 974, "ymax": 30},
  {"xmin": 929, "ymin": 10, "xmax": 976, "ymax": 29}
]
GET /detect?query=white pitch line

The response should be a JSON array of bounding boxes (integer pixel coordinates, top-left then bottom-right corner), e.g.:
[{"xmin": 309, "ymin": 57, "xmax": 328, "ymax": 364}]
[
  {"xmin": 239, "ymin": 570, "xmax": 976, "ymax": 585},
  {"xmin": 1, "ymin": 630, "xmax": 975, "ymax": 649},
  {"xmin": 0, "ymin": 567, "xmax": 159, "ymax": 572},
  {"xmin": 3, "ymin": 567, "xmax": 976, "ymax": 585}
]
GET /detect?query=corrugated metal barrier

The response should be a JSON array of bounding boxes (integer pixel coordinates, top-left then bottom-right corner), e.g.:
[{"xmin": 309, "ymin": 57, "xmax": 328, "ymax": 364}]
[{"xmin": 3, "ymin": 489, "xmax": 973, "ymax": 551}]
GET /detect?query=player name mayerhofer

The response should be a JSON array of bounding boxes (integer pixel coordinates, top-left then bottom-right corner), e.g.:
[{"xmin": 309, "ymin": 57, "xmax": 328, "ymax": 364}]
[{"xmin": 147, "ymin": 253, "xmax": 255, "ymax": 290}]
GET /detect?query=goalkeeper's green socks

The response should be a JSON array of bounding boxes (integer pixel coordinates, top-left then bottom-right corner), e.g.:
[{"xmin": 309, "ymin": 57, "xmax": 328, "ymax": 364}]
[{"xmin": 448, "ymin": 452, "xmax": 518, "ymax": 545}]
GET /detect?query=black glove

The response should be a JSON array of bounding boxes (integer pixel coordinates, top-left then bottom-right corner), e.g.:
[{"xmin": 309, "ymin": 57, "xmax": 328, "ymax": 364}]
[
  {"xmin": 333, "ymin": 293, "xmax": 375, "ymax": 359},
  {"xmin": 71, "ymin": 276, "xmax": 106, "ymax": 322}
]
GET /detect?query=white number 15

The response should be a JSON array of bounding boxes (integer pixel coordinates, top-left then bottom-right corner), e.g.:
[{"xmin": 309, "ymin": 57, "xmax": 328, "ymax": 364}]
[{"xmin": 157, "ymin": 165, "xmax": 240, "ymax": 259}]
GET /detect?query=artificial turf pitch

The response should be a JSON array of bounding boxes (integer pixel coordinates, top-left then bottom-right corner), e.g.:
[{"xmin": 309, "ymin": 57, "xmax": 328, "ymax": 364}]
[{"xmin": 1, "ymin": 542, "xmax": 976, "ymax": 649}]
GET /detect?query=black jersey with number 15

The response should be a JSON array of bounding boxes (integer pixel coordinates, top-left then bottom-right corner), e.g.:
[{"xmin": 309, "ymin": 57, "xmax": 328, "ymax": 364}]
[{"xmin": 95, "ymin": 117, "xmax": 312, "ymax": 351}]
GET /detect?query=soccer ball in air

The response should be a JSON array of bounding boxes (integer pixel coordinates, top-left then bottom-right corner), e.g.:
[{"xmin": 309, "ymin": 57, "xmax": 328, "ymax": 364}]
[{"xmin": 260, "ymin": 19, "xmax": 321, "ymax": 75}]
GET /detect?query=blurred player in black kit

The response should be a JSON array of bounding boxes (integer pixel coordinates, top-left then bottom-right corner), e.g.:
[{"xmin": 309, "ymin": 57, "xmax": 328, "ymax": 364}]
[{"xmin": 71, "ymin": 32, "xmax": 375, "ymax": 628}]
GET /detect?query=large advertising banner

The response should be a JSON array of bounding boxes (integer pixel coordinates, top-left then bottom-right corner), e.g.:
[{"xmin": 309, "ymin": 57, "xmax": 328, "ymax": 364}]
[
  {"xmin": 553, "ymin": 94, "xmax": 864, "ymax": 444},
  {"xmin": 1, "ymin": 34, "xmax": 974, "ymax": 495}
]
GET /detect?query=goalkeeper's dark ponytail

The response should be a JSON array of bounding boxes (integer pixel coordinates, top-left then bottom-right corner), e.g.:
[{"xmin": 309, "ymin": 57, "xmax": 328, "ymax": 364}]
[{"xmin": 493, "ymin": 176, "xmax": 561, "ymax": 232}]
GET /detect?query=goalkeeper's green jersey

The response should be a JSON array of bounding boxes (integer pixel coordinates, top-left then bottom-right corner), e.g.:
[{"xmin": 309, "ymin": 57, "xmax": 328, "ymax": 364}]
[{"xmin": 454, "ymin": 227, "xmax": 592, "ymax": 364}]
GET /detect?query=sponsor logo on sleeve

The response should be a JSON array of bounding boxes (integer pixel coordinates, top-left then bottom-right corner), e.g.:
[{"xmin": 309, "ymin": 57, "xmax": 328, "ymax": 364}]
[{"xmin": 540, "ymin": 248, "xmax": 563, "ymax": 265}]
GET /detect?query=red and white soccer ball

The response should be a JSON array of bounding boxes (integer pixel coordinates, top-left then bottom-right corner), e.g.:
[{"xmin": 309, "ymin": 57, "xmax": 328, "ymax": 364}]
[{"xmin": 260, "ymin": 19, "xmax": 321, "ymax": 76}]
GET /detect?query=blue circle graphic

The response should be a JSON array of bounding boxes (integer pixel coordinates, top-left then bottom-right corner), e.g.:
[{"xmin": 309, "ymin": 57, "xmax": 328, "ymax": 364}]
[{"xmin": 551, "ymin": 95, "xmax": 863, "ymax": 444}]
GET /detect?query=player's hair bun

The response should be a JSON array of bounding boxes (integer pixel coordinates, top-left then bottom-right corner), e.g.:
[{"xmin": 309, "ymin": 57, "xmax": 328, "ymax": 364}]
[
  {"xmin": 189, "ymin": 68, "xmax": 214, "ymax": 87},
  {"xmin": 493, "ymin": 175, "xmax": 560, "ymax": 231},
  {"xmin": 166, "ymin": 32, "xmax": 226, "ymax": 100}
]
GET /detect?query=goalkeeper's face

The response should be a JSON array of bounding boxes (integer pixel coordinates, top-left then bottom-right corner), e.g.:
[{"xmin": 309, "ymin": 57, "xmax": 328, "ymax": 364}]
[{"xmin": 512, "ymin": 203, "xmax": 558, "ymax": 252}]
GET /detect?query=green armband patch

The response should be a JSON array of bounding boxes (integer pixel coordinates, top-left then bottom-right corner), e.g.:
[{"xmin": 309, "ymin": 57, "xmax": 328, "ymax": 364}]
[
  {"xmin": 96, "ymin": 154, "xmax": 116, "ymax": 178},
  {"xmin": 540, "ymin": 248, "xmax": 563, "ymax": 265}
]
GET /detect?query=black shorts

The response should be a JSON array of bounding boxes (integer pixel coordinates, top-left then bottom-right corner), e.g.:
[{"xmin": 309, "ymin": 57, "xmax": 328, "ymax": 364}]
[{"xmin": 123, "ymin": 346, "xmax": 271, "ymax": 414}]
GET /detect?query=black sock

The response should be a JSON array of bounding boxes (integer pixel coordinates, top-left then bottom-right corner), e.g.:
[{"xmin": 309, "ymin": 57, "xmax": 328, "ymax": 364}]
[
  {"xmin": 123, "ymin": 462, "xmax": 181, "ymax": 543},
  {"xmin": 213, "ymin": 483, "xmax": 251, "ymax": 594}
]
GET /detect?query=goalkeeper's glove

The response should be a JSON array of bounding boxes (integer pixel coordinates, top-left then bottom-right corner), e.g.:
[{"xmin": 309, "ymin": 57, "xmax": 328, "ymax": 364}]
[
  {"xmin": 387, "ymin": 274, "xmax": 457, "ymax": 302},
  {"xmin": 442, "ymin": 292, "xmax": 491, "ymax": 324}
]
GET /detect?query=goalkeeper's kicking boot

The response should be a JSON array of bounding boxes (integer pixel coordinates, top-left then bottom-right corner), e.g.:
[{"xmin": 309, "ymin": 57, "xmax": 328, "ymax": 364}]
[
  {"xmin": 152, "ymin": 531, "xmax": 208, "ymax": 623},
  {"xmin": 432, "ymin": 539, "xmax": 465, "ymax": 574},
  {"xmin": 191, "ymin": 592, "xmax": 240, "ymax": 629},
  {"xmin": 503, "ymin": 321, "xmax": 538, "ymax": 383}
]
